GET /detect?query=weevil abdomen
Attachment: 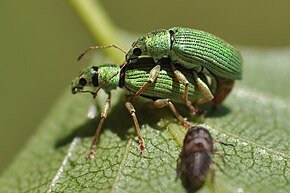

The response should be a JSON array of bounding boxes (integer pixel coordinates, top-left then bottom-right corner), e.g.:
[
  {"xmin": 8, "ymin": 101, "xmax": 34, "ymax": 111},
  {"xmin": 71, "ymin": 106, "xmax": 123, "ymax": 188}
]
[
  {"xmin": 169, "ymin": 27, "xmax": 242, "ymax": 80},
  {"xmin": 123, "ymin": 58, "xmax": 207, "ymax": 104}
]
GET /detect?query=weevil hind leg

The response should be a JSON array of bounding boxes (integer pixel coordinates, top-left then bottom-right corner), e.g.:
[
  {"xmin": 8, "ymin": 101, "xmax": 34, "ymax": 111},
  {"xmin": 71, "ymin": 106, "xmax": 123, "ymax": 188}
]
[
  {"xmin": 133, "ymin": 64, "xmax": 161, "ymax": 97},
  {"xmin": 192, "ymin": 71, "xmax": 214, "ymax": 105},
  {"xmin": 153, "ymin": 99, "xmax": 192, "ymax": 129},
  {"xmin": 211, "ymin": 77, "xmax": 235, "ymax": 106},
  {"xmin": 125, "ymin": 101, "xmax": 145, "ymax": 154},
  {"xmin": 170, "ymin": 63, "xmax": 197, "ymax": 117},
  {"xmin": 87, "ymin": 93, "xmax": 112, "ymax": 160}
]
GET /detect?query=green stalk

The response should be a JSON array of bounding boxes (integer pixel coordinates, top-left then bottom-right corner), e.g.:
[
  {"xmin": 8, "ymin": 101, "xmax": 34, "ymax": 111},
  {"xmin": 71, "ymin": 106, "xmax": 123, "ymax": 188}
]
[{"xmin": 69, "ymin": 0, "xmax": 124, "ymax": 63}]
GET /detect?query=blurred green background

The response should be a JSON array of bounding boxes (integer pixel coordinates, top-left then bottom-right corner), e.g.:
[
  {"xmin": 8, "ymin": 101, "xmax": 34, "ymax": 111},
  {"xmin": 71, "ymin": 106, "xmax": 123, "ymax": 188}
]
[{"xmin": 0, "ymin": 0, "xmax": 289, "ymax": 174}]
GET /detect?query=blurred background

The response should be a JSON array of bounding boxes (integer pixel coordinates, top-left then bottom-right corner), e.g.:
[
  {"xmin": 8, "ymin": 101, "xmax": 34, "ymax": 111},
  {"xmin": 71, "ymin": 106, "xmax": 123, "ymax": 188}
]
[{"xmin": 0, "ymin": 0, "xmax": 289, "ymax": 174}]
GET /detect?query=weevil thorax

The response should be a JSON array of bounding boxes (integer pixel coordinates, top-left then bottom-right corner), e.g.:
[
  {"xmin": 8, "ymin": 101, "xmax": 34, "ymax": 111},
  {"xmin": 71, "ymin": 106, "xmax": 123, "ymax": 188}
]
[
  {"xmin": 126, "ymin": 29, "xmax": 171, "ymax": 63},
  {"xmin": 71, "ymin": 64, "xmax": 120, "ymax": 96}
]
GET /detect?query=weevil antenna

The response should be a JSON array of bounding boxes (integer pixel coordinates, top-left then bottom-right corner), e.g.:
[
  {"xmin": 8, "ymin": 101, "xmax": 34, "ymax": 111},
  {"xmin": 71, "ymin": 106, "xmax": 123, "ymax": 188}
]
[{"xmin": 77, "ymin": 44, "xmax": 126, "ymax": 61}]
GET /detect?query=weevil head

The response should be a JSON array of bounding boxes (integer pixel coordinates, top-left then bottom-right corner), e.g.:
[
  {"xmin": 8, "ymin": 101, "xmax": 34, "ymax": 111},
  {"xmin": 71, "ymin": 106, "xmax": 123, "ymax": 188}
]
[
  {"xmin": 71, "ymin": 64, "xmax": 120, "ymax": 97},
  {"xmin": 126, "ymin": 29, "xmax": 171, "ymax": 63}
]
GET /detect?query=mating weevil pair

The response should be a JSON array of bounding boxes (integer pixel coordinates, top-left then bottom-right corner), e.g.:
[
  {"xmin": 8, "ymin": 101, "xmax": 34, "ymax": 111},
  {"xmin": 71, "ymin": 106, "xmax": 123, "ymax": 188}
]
[
  {"xmin": 80, "ymin": 27, "xmax": 242, "ymax": 115},
  {"xmin": 72, "ymin": 27, "xmax": 242, "ymax": 159},
  {"xmin": 72, "ymin": 57, "xmax": 206, "ymax": 159},
  {"xmin": 126, "ymin": 27, "xmax": 242, "ymax": 112}
]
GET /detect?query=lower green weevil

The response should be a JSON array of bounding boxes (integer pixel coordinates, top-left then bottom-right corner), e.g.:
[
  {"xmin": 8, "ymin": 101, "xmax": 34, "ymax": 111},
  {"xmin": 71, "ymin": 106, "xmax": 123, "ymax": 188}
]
[{"xmin": 72, "ymin": 57, "xmax": 212, "ymax": 159}]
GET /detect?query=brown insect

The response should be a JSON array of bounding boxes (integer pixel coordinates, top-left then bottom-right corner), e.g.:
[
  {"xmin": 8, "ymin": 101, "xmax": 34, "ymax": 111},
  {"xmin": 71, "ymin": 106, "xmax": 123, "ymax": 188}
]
[{"xmin": 177, "ymin": 126, "xmax": 232, "ymax": 192}]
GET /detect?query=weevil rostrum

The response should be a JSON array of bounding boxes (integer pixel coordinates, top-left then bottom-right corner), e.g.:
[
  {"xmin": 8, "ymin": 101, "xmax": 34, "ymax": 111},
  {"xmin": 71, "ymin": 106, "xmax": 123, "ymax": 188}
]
[
  {"xmin": 126, "ymin": 27, "xmax": 242, "ymax": 110},
  {"xmin": 71, "ymin": 57, "xmax": 215, "ymax": 159}
]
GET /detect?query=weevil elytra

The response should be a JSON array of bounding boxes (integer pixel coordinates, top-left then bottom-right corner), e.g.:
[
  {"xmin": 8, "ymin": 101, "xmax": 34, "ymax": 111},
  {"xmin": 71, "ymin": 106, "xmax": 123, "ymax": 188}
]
[
  {"xmin": 71, "ymin": 57, "xmax": 213, "ymax": 159},
  {"xmin": 125, "ymin": 27, "xmax": 242, "ymax": 109},
  {"xmin": 177, "ymin": 126, "xmax": 234, "ymax": 192}
]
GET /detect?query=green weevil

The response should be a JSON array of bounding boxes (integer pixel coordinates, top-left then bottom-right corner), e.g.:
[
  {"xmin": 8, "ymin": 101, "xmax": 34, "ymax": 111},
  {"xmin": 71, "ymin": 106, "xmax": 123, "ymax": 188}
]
[
  {"xmin": 71, "ymin": 57, "xmax": 212, "ymax": 159},
  {"xmin": 125, "ymin": 27, "xmax": 242, "ymax": 110}
]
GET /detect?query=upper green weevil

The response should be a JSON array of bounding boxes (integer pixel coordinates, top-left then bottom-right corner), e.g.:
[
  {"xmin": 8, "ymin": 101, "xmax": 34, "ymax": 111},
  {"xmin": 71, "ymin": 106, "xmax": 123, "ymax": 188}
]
[
  {"xmin": 72, "ymin": 57, "xmax": 211, "ymax": 159},
  {"xmin": 125, "ymin": 27, "xmax": 242, "ymax": 108}
]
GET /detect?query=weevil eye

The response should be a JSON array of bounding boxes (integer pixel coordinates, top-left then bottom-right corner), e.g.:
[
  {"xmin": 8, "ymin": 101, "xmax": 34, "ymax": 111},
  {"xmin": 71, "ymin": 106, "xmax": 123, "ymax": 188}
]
[
  {"xmin": 79, "ymin": 78, "xmax": 87, "ymax": 86},
  {"xmin": 133, "ymin": 48, "xmax": 142, "ymax": 56}
]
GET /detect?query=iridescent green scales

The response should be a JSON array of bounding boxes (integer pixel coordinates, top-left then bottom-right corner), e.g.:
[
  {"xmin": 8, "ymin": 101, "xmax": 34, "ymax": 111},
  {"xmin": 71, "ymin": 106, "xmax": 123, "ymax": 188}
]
[
  {"xmin": 126, "ymin": 27, "xmax": 242, "ymax": 80},
  {"xmin": 124, "ymin": 58, "xmax": 206, "ymax": 104},
  {"xmin": 125, "ymin": 27, "xmax": 242, "ymax": 107},
  {"xmin": 169, "ymin": 27, "xmax": 242, "ymax": 79}
]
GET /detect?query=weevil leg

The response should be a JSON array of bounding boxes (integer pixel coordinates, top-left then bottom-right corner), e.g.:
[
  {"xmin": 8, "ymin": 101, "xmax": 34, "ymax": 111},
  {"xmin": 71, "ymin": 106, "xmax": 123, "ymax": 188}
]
[
  {"xmin": 125, "ymin": 101, "xmax": 145, "ymax": 154},
  {"xmin": 134, "ymin": 64, "xmax": 161, "ymax": 97},
  {"xmin": 211, "ymin": 76, "xmax": 235, "ymax": 106},
  {"xmin": 86, "ymin": 93, "xmax": 112, "ymax": 160},
  {"xmin": 170, "ymin": 63, "xmax": 197, "ymax": 117},
  {"xmin": 192, "ymin": 71, "xmax": 214, "ymax": 104},
  {"xmin": 153, "ymin": 99, "xmax": 192, "ymax": 129},
  {"xmin": 77, "ymin": 44, "xmax": 126, "ymax": 61}
]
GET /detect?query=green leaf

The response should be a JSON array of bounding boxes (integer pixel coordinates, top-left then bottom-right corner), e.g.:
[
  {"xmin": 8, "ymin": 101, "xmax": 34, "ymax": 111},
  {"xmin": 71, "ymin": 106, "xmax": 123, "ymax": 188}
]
[
  {"xmin": 1, "ymin": 1, "xmax": 288, "ymax": 192},
  {"xmin": 0, "ymin": 47, "xmax": 289, "ymax": 193}
]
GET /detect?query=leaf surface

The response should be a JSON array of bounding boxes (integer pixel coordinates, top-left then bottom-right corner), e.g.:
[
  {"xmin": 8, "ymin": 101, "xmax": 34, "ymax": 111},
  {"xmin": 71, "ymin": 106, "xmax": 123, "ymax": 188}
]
[{"xmin": 0, "ymin": 48, "xmax": 289, "ymax": 193}]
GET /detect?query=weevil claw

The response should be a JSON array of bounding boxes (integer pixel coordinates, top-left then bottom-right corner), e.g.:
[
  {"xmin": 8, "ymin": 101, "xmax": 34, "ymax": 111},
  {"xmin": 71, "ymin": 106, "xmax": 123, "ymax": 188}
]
[
  {"xmin": 138, "ymin": 144, "xmax": 145, "ymax": 154},
  {"xmin": 86, "ymin": 150, "xmax": 95, "ymax": 160}
]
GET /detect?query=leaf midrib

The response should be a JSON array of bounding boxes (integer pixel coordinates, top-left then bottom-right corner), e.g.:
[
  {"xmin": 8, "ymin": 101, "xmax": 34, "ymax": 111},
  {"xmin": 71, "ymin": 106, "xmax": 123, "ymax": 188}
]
[{"xmin": 109, "ymin": 135, "xmax": 133, "ymax": 193}]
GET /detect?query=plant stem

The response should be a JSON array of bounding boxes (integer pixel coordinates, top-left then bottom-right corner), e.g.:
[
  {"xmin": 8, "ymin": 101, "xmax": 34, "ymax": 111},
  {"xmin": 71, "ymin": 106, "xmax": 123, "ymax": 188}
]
[{"xmin": 69, "ymin": 0, "xmax": 125, "ymax": 63}]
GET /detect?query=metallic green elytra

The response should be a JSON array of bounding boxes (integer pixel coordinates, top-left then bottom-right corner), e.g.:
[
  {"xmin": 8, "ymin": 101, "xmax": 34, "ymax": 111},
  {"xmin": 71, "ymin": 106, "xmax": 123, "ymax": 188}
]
[
  {"xmin": 71, "ymin": 57, "xmax": 210, "ymax": 159},
  {"xmin": 123, "ymin": 59, "xmax": 208, "ymax": 104},
  {"xmin": 126, "ymin": 27, "xmax": 242, "ymax": 80}
]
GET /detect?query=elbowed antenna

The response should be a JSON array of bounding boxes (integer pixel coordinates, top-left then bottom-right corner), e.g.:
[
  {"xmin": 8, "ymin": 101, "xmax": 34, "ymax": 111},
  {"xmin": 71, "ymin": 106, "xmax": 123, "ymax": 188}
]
[{"xmin": 77, "ymin": 44, "xmax": 127, "ymax": 61}]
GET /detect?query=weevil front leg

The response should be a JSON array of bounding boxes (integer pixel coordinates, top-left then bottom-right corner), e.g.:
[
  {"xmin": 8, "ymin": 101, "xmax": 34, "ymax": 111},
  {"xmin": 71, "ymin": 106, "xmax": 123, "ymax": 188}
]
[
  {"xmin": 192, "ymin": 71, "xmax": 214, "ymax": 105},
  {"xmin": 170, "ymin": 63, "xmax": 197, "ymax": 116},
  {"xmin": 86, "ymin": 93, "xmax": 112, "ymax": 160},
  {"xmin": 134, "ymin": 65, "xmax": 161, "ymax": 97},
  {"xmin": 153, "ymin": 99, "xmax": 192, "ymax": 129},
  {"xmin": 125, "ymin": 101, "xmax": 145, "ymax": 154}
]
